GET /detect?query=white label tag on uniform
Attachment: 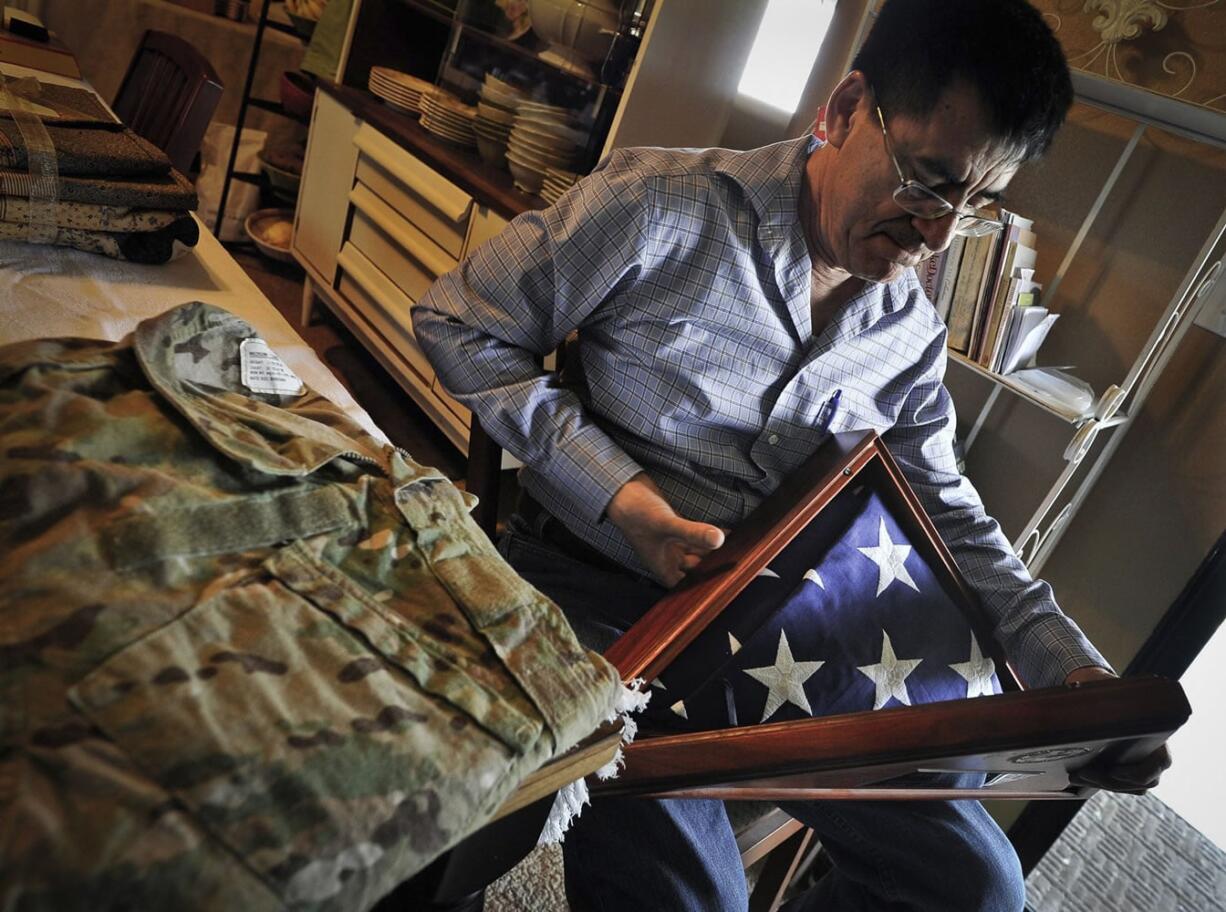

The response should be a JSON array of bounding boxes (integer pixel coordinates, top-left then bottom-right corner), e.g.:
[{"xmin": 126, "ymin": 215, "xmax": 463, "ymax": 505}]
[{"xmin": 240, "ymin": 338, "xmax": 304, "ymax": 396}]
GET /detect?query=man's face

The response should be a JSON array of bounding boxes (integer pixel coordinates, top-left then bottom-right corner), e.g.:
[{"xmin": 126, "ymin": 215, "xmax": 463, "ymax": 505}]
[{"xmin": 806, "ymin": 79, "xmax": 1022, "ymax": 285}]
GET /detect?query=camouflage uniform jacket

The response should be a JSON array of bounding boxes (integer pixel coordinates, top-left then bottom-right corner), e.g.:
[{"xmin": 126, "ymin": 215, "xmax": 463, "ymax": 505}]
[{"xmin": 0, "ymin": 302, "xmax": 623, "ymax": 911}]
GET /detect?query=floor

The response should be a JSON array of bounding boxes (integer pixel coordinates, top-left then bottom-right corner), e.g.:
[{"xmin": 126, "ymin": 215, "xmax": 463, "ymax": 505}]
[{"xmin": 1027, "ymin": 791, "xmax": 1226, "ymax": 912}]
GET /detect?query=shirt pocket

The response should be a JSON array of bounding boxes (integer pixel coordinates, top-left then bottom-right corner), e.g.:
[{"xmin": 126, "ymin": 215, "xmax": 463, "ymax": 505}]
[{"xmin": 68, "ymin": 569, "xmax": 532, "ymax": 910}]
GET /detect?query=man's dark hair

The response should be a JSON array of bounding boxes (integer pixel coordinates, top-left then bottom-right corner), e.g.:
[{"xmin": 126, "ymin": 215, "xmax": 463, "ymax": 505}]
[{"xmin": 851, "ymin": 0, "xmax": 1072, "ymax": 161}]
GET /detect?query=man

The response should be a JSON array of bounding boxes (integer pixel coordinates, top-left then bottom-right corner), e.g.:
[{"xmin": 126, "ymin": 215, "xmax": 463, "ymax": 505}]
[{"xmin": 412, "ymin": 1, "xmax": 1168, "ymax": 907}]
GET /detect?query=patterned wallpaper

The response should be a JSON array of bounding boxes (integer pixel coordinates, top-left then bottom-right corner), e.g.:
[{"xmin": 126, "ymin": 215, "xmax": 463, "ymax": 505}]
[{"xmin": 1031, "ymin": 1, "xmax": 1225, "ymax": 113}]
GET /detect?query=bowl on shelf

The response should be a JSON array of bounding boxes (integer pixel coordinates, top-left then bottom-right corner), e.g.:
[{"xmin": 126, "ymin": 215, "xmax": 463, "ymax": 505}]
[
  {"xmin": 280, "ymin": 70, "xmax": 316, "ymax": 121},
  {"xmin": 475, "ymin": 133, "xmax": 508, "ymax": 169},
  {"xmin": 258, "ymin": 153, "xmax": 302, "ymax": 202},
  {"xmin": 528, "ymin": 0, "xmax": 622, "ymax": 80},
  {"xmin": 244, "ymin": 208, "xmax": 296, "ymax": 263},
  {"xmin": 507, "ymin": 156, "xmax": 547, "ymax": 195}
]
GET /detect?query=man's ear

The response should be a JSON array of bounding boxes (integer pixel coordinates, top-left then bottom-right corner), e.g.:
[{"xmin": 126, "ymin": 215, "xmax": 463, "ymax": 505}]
[{"xmin": 824, "ymin": 71, "xmax": 869, "ymax": 149}]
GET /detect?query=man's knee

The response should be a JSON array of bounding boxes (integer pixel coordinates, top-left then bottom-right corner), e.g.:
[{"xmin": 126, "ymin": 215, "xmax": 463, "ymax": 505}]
[{"xmin": 968, "ymin": 829, "xmax": 1025, "ymax": 912}]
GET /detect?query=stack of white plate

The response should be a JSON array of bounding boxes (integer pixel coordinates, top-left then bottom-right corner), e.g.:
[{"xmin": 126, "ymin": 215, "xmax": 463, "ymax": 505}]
[
  {"xmin": 420, "ymin": 88, "xmax": 478, "ymax": 148},
  {"xmin": 507, "ymin": 101, "xmax": 585, "ymax": 195},
  {"xmin": 540, "ymin": 166, "xmax": 579, "ymax": 204},
  {"xmin": 474, "ymin": 74, "xmax": 523, "ymax": 168},
  {"xmin": 368, "ymin": 66, "xmax": 432, "ymax": 114}
]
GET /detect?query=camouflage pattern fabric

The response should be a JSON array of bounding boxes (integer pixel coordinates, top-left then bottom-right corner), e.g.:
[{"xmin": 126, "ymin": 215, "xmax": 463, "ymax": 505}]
[
  {"xmin": 0, "ymin": 196, "xmax": 182, "ymax": 233},
  {"xmin": 0, "ymin": 214, "xmax": 199, "ymax": 264},
  {"xmin": 0, "ymin": 302, "xmax": 622, "ymax": 911}
]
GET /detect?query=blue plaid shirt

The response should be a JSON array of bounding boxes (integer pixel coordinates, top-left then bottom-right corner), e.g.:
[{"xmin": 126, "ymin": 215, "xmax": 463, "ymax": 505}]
[{"xmin": 412, "ymin": 135, "xmax": 1109, "ymax": 689}]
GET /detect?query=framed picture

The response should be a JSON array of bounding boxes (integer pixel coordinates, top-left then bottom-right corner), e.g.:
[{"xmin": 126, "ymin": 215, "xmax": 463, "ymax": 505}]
[{"xmin": 599, "ymin": 431, "xmax": 1189, "ymax": 801}]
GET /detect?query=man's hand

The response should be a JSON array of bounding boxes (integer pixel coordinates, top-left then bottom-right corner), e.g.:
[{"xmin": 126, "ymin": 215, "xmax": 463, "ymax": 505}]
[
  {"xmin": 607, "ymin": 473, "xmax": 725, "ymax": 587},
  {"xmin": 1064, "ymin": 666, "xmax": 1173, "ymax": 794}
]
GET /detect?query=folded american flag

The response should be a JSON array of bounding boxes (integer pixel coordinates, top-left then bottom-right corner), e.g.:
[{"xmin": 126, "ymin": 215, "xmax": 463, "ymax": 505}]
[{"xmin": 644, "ymin": 487, "xmax": 1000, "ymax": 731}]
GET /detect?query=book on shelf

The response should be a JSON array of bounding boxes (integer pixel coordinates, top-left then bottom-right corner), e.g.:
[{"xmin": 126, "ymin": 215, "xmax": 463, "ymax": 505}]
[
  {"xmin": 916, "ymin": 250, "xmax": 945, "ymax": 303},
  {"xmin": 977, "ymin": 239, "xmax": 1038, "ymax": 367},
  {"xmin": 997, "ymin": 302, "xmax": 1058, "ymax": 375},
  {"xmin": 986, "ymin": 269, "xmax": 1038, "ymax": 371},
  {"xmin": 946, "ymin": 232, "xmax": 996, "ymax": 352},
  {"xmin": 968, "ymin": 211, "xmax": 1035, "ymax": 362},
  {"xmin": 933, "ymin": 235, "xmax": 966, "ymax": 322}
]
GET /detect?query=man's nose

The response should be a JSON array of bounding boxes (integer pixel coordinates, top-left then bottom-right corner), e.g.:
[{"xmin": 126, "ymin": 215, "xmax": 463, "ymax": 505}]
[{"xmin": 913, "ymin": 211, "xmax": 959, "ymax": 254}]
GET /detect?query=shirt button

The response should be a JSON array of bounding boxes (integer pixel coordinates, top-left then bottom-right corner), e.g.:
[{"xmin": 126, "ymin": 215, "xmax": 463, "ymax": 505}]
[{"xmin": 768, "ymin": 433, "xmax": 779, "ymax": 445}]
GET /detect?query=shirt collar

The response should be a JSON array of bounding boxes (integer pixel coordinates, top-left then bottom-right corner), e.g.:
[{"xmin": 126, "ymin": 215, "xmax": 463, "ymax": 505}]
[
  {"xmin": 715, "ymin": 134, "xmax": 916, "ymax": 326},
  {"xmin": 714, "ymin": 134, "xmax": 818, "ymax": 245}
]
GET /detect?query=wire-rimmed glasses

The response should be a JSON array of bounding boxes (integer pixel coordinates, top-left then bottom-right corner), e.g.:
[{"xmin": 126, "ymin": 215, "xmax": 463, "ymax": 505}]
[{"xmin": 874, "ymin": 103, "xmax": 1002, "ymax": 238}]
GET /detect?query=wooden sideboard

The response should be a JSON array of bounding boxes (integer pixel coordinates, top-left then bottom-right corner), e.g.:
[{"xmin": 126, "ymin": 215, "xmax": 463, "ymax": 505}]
[{"xmin": 293, "ymin": 82, "xmax": 545, "ymax": 463}]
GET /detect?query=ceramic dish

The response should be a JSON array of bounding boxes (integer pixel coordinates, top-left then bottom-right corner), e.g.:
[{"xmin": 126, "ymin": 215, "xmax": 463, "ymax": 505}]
[
  {"xmin": 476, "ymin": 134, "xmax": 508, "ymax": 169},
  {"xmin": 244, "ymin": 208, "xmax": 296, "ymax": 263},
  {"xmin": 258, "ymin": 156, "xmax": 301, "ymax": 202},
  {"xmin": 507, "ymin": 158, "xmax": 546, "ymax": 194},
  {"xmin": 513, "ymin": 119, "xmax": 586, "ymax": 144}
]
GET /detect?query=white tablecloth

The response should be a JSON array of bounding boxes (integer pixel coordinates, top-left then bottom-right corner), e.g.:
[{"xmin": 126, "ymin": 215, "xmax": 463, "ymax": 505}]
[
  {"xmin": 0, "ymin": 60, "xmax": 384, "ymax": 442},
  {"xmin": 0, "ymin": 225, "xmax": 385, "ymax": 442}
]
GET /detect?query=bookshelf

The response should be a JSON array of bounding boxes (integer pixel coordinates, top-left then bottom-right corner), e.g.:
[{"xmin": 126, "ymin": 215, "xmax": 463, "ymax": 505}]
[{"xmin": 944, "ymin": 71, "xmax": 1226, "ymax": 574}]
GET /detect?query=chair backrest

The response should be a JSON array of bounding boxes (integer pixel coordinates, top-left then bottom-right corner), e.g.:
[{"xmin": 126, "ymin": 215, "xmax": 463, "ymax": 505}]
[{"xmin": 113, "ymin": 30, "xmax": 223, "ymax": 174}]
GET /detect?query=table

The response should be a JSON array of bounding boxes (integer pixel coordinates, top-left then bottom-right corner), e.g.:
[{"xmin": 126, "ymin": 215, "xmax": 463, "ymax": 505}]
[
  {"xmin": 0, "ymin": 52, "xmax": 621, "ymax": 912},
  {"xmin": 0, "ymin": 59, "xmax": 383, "ymax": 441}
]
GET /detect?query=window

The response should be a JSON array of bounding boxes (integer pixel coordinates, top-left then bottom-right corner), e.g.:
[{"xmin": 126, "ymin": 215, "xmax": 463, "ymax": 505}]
[{"xmin": 737, "ymin": 0, "xmax": 837, "ymax": 113}]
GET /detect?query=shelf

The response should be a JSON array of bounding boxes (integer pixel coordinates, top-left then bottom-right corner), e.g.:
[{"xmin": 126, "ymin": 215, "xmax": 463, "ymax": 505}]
[
  {"xmin": 249, "ymin": 96, "xmax": 310, "ymax": 124},
  {"xmin": 265, "ymin": 19, "xmax": 299, "ymax": 38},
  {"xmin": 393, "ymin": 0, "xmax": 455, "ymax": 28},
  {"xmin": 397, "ymin": 0, "xmax": 613, "ymax": 89},
  {"xmin": 321, "ymin": 82, "xmax": 545, "ymax": 220},
  {"xmin": 947, "ymin": 351, "xmax": 1097, "ymax": 425}
]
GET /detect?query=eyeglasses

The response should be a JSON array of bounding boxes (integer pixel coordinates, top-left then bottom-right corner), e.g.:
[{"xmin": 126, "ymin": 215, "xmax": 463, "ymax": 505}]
[{"xmin": 874, "ymin": 103, "xmax": 1002, "ymax": 238}]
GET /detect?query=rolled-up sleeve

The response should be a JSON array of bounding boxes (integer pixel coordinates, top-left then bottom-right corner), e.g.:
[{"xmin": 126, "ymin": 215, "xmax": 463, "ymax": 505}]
[
  {"xmin": 411, "ymin": 154, "xmax": 653, "ymax": 523},
  {"xmin": 882, "ymin": 329, "xmax": 1112, "ymax": 689}
]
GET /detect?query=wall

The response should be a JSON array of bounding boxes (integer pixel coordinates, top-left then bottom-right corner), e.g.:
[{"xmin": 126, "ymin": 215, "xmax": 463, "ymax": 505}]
[
  {"xmin": 942, "ymin": 34, "xmax": 1226, "ymax": 678},
  {"xmin": 604, "ymin": 0, "xmax": 767, "ymax": 152},
  {"xmin": 718, "ymin": 0, "xmax": 875, "ymax": 151},
  {"xmin": 31, "ymin": 0, "xmax": 304, "ymax": 144}
]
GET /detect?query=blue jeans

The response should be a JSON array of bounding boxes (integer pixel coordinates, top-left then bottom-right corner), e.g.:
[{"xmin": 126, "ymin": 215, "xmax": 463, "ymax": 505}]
[{"xmin": 499, "ymin": 517, "xmax": 1025, "ymax": 912}]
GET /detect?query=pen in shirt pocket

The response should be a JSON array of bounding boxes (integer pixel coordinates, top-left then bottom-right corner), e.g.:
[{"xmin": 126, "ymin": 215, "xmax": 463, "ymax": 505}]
[{"xmin": 819, "ymin": 389, "xmax": 842, "ymax": 435}]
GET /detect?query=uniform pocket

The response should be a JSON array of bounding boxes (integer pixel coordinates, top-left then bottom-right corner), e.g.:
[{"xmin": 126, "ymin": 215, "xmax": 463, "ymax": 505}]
[{"xmin": 69, "ymin": 577, "xmax": 527, "ymax": 910}]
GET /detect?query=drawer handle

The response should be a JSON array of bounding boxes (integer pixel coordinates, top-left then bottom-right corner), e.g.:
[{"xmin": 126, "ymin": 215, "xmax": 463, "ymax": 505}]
[
  {"xmin": 338, "ymin": 243, "xmax": 418, "ymax": 327},
  {"xmin": 349, "ymin": 184, "xmax": 456, "ymax": 281},
  {"xmin": 354, "ymin": 125, "xmax": 471, "ymax": 224}
]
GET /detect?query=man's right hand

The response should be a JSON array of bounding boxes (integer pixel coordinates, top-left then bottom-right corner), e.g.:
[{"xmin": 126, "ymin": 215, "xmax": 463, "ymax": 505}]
[{"xmin": 606, "ymin": 473, "xmax": 725, "ymax": 587}]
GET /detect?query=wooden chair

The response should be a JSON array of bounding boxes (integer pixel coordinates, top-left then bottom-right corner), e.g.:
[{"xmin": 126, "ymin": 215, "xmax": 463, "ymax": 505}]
[{"xmin": 113, "ymin": 30, "xmax": 223, "ymax": 174}]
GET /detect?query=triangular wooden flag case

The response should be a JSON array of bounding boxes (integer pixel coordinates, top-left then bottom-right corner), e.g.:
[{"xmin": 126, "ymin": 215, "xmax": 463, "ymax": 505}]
[{"xmin": 598, "ymin": 431, "xmax": 1190, "ymax": 803}]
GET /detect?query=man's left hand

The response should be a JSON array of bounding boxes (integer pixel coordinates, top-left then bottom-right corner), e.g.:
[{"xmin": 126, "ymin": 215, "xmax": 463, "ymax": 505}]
[{"xmin": 1064, "ymin": 666, "xmax": 1173, "ymax": 794}]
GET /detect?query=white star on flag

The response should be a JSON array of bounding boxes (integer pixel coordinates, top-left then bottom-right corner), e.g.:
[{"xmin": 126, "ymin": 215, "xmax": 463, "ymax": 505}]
[
  {"xmin": 755, "ymin": 567, "xmax": 780, "ymax": 579},
  {"xmin": 728, "ymin": 633, "xmax": 742, "ymax": 655},
  {"xmin": 743, "ymin": 630, "xmax": 824, "ymax": 722},
  {"xmin": 857, "ymin": 517, "xmax": 919, "ymax": 596},
  {"xmin": 803, "ymin": 568, "xmax": 825, "ymax": 589},
  {"xmin": 857, "ymin": 630, "xmax": 922, "ymax": 709},
  {"xmin": 949, "ymin": 636, "xmax": 996, "ymax": 698}
]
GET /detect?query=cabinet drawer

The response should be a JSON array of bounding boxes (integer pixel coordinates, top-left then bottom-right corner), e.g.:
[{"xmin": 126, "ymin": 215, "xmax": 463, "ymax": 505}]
[
  {"xmin": 336, "ymin": 242, "xmax": 434, "ymax": 385},
  {"xmin": 347, "ymin": 184, "xmax": 454, "ymax": 305},
  {"xmin": 354, "ymin": 123, "xmax": 472, "ymax": 259}
]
